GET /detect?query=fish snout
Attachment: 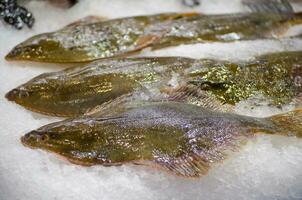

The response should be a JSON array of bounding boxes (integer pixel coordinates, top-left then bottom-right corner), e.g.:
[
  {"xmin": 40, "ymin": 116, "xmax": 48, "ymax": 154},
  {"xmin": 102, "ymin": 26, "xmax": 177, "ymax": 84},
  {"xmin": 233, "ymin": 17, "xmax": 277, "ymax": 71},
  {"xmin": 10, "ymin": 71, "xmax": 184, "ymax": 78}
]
[
  {"xmin": 5, "ymin": 43, "xmax": 39, "ymax": 61},
  {"xmin": 21, "ymin": 130, "xmax": 49, "ymax": 146},
  {"xmin": 5, "ymin": 88, "xmax": 30, "ymax": 101},
  {"xmin": 5, "ymin": 47, "xmax": 24, "ymax": 61},
  {"xmin": 5, "ymin": 89, "xmax": 19, "ymax": 101}
]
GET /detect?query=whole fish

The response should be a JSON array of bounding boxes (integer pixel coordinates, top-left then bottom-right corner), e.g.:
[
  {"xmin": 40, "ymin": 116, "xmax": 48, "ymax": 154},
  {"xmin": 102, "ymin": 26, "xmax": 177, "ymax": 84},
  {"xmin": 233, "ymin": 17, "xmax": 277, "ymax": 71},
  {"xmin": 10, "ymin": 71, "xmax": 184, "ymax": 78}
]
[
  {"xmin": 6, "ymin": 51, "xmax": 302, "ymax": 117},
  {"xmin": 21, "ymin": 102, "xmax": 302, "ymax": 177},
  {"xmin": 4, "ymin": 13, "xmax": 197, "ymax": 63},
  {"xmin": 5, "ymin": 12, "xmax": 302, "ymax": 63}
]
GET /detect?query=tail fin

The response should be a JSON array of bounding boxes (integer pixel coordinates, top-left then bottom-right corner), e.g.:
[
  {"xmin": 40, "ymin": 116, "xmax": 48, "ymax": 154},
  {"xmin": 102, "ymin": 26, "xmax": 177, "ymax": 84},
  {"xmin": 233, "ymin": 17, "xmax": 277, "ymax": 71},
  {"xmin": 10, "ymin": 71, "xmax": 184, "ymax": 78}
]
[
  {"xmin": 268, "ymin": 109, "xmax": 302, "ymax": 138},
  {"xmin": 289, "ymin": 12, "xmax": 302, "ymax": 25},
  {"xmin": 243, "ymin": 0, "xmax": 294, "ymax": 14}
]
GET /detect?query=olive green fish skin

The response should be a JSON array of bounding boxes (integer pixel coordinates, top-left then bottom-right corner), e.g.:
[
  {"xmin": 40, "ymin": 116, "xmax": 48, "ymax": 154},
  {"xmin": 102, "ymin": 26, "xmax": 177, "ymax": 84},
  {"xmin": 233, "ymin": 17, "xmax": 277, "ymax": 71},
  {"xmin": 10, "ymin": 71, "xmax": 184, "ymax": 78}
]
[
  {"xmin": 6, "ymin": 57, "xmax": 197, "ymax": 117},
  {"xmin": 151, "ymin": 12, "xmax": 302, "ymax": 49},
  {"xmin": 20, "ymin": 102, "xmax": 286, "ymax": 176},
  {"xmin": 6, "ymin": 12, "xmax": 302, "ymax": 63},
  {"xmin": 187, "ymin": 51, "xmax": 302, "ymax": 105},
  {"xmin": 6, "ymin": 52, "xmax": 302, "ymax": 117},
  {"xmin": 5, "ymin": 13, "xmax": 196, "ymax": 63}
]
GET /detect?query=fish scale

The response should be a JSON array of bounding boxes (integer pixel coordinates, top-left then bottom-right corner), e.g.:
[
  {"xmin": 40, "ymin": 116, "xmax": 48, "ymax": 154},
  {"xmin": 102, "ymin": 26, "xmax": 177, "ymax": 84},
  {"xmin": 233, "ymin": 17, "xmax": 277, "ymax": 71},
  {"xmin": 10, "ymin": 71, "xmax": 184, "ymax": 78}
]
[
  {"xmin": 6, "ymin": 52, "xmax": 302, "ymax": 117},
  {"xmin": 5, "ymin": 12, "xmax": 302, "ymax": 63},
  {"xmin": 21, "ymin": 102, "xmax": 302, "ymax": 177}
]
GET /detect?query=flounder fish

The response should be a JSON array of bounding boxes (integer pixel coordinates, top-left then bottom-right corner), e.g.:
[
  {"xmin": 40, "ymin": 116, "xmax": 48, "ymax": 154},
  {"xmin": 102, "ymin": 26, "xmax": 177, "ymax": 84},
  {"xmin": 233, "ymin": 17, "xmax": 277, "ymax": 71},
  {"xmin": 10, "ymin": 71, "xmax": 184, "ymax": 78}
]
[
  {"xmin": 5, "ymin": 13, "xmax": 197, "ymax": 63},
  {"xmin": 21, "ymin": 102, "xmax": 302, "ymax": 177},
  {"xmin": 6, "ymin": 51, "xmax": 302, "ymax": 117},
  {"xmin": 5, "ymin": 12, "xmax": 302, "ymax": 63}
]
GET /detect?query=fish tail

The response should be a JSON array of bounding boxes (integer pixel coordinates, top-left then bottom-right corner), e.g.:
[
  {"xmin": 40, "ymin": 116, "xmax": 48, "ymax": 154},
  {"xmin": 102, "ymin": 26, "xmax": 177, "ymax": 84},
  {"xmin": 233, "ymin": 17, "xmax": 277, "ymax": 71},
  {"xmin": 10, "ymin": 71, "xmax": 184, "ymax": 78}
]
[
  {"xmin": 268, "ymin": 109, "xmax": 302, "ymax": 138},
  {"xmin": 287, "ymin": 12, "xmax": 302, "ymax": 25},
  {"xmin": 243, "ymin": 0, "xmax": 294, "ymax": 14},
  {"xmin": 294, "ymin": 12, "xmax": 302, "ymax": 18}
]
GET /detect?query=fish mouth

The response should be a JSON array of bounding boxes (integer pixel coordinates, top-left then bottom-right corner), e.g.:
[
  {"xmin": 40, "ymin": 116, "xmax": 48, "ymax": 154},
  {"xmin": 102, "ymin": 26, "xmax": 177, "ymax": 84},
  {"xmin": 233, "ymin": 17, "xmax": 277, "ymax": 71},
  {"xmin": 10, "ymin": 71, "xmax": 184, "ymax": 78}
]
[
  {"xmin": 5, "ymin": 89, "xmax": 19, "ymax": 101},
  {"xmin": 20, "ymin": 135, "xmax": 38, "ymax": 149},
  {"xmin": 5, "ymin": 51, "xmax": 16, "ymax": 61},
  {"xmin": 5, "ymin": 47, "xmax": 24, "ymax": 61}
]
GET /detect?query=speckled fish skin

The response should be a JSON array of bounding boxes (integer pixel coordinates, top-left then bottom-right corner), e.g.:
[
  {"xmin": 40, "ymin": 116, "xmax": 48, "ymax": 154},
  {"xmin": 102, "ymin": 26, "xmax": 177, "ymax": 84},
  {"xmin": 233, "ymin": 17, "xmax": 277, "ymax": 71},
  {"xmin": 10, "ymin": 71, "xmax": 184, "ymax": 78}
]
[
  {"xmin": 21, "ymin": 102, "xmax": 302, "ymax": 177},
  {"xmin": 4, "ymin": 13, "xmax": 198, "ymax": 63},
  {"xmin": 5, "ymin": 51, "xmax": 302, "ymax": 117},
  {"xmin": 186, "ymin": 51, "xmax": 302, "ymax": 105},
  {"xmin": 6, "ymin": 57, "xmax": 197, "ymax": 117},
  {"xmin": 151, "ymin": 12, "xmax": 302, "ymax": 49},
  {"xmin": 5, "ymin": 12, "xmax": 302, "ymax": 63}
]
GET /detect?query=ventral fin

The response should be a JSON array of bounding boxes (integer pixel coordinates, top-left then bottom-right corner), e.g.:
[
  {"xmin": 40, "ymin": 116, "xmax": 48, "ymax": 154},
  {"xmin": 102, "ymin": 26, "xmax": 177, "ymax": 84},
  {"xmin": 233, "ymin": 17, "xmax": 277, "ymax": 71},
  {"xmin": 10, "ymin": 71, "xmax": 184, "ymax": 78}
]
[
  {"xmin": 153, "ymin": 153, "xmax": 210, "ymax": 178},
  {"xmin": 166, "ymin": 85, "xmax": 233, "ymax": 112}
]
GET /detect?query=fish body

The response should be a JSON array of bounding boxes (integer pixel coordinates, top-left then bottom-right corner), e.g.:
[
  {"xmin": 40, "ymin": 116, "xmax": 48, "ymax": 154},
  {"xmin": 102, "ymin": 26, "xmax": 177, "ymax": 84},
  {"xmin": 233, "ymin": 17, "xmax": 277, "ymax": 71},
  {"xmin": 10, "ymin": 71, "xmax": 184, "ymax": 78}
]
[
  {"xmin": 6, "ymin": 51, "xmax": 302, "ymax": 117},
  {"xmin": 6, "ymin": 12, "xmax": 302, "ymax": 63},
  {"xmin": 185, "ymin": 51, "xmax": 302, "ymax": 105},
  {"xmin": 21, "ymin": 102, "xmax": 302, "ymax": 177},
  {"xmin": 151, "ymin": 12, "xmax": 302, "ymax": 49}
]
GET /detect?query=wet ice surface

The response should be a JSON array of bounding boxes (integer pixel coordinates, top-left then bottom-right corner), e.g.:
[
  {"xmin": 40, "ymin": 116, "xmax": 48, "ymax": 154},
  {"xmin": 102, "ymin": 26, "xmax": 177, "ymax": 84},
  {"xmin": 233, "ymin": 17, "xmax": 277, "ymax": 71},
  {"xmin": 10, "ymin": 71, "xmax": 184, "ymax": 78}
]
[{"xmin": 0, "ymin": 0, "xmax": 302, "ymax": 199}]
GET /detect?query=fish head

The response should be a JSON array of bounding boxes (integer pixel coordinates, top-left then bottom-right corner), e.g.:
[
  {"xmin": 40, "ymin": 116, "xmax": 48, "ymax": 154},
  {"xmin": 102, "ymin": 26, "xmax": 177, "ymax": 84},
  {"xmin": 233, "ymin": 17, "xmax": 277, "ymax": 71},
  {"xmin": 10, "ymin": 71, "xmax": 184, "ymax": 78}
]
[
  {"xmin": 21, "ymin": 130, "xmax": 51, "ymax": 149},
  {"xmin": 5, "ymin": 32, "xmax": 89, "ymax": 63},
  {"xmin": 20, "ymin": 118, "xmax": 145, "ymax": 165},
  {"xmin": 6, "ymin": 33, "xmax": 58, "ymax": 62},
  {"xmin": 20, "ymin": 120, "xmax": 101, "ymax": 164},
  {"xmin": 6, "ymin": 86, "xmax": 42, "ymax": 106},
  {"xmin": 5, "ymin": 74, "xmax": 61, "ymax": 114},
  {"xmin": 21, "ymin": 122, "xmax": 79, "ymax": 151}
]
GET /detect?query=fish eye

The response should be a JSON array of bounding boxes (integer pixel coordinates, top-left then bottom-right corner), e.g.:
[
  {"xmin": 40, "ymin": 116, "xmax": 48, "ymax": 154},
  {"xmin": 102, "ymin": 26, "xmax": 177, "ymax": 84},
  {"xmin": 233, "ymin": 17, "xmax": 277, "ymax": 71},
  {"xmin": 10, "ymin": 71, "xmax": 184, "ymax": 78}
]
[
  {"xmin": 11, "ymin": 89, "xmax": 19, "ymax": 95},
  {"xmin": 19, "ymin": 91, "xmax": 30, "ymax": 98},
  {"xmin": 40, "ymin": 135, "xmax": 49, "ymax": 141}
]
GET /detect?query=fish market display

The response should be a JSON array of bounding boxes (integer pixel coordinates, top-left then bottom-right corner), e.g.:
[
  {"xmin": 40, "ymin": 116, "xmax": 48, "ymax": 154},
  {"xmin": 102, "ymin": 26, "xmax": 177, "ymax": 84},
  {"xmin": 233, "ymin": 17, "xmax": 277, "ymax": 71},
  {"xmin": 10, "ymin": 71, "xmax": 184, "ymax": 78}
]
[
  {"xmin": 21, "ymin": 102, "xmax": 302, "ymax": 177},
  {"xmin": 5, "ymin": 12, "xmax": 302, "ymax": 63},
  {"xmin": 6, "ymin": 51, "xmax": 302, "ymax": 117}
]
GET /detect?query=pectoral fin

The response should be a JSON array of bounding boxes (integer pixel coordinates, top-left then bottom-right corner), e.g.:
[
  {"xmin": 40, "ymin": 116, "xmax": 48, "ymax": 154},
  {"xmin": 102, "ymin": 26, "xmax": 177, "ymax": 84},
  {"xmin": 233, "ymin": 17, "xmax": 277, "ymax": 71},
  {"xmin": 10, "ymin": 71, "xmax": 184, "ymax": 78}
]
[{"xmin": 167, "ymin": 85, "xmax": 233, "ymax": 112}]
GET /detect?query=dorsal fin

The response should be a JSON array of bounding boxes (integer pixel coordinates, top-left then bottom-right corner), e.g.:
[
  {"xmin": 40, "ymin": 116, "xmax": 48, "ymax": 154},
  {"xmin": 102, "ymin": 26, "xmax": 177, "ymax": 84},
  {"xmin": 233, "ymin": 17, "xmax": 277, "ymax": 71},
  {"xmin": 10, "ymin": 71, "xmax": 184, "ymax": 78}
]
[{"xmin": 65, "ymin": 15, "xmax": 108, "ymax": 28}]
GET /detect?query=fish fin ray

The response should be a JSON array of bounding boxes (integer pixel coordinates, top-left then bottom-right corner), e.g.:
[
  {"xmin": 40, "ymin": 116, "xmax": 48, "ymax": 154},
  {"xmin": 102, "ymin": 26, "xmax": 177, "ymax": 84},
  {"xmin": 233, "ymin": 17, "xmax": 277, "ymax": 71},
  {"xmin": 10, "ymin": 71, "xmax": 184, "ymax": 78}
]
[
  {"xmin": 167, "ymin": 85, "xmax": 233, "ymax": 112},
  {"xmin": 65, "ymin": 15, "xmax": 108, "ymax": 28},
  {"xmin": 153, "ymin": 153, "xmax": 210, "ymax": 178},
  {"xmin": 84, "ymin": 93, "xmax": 135, "ymax": 117}
]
